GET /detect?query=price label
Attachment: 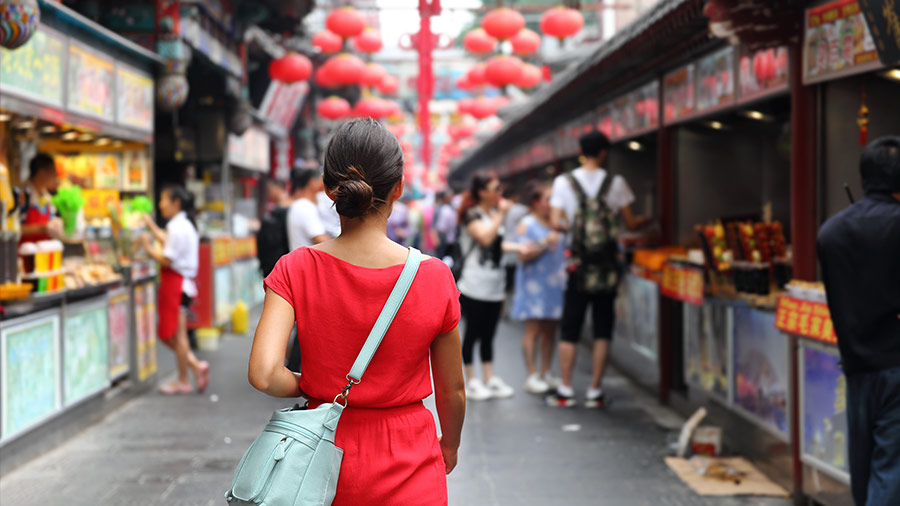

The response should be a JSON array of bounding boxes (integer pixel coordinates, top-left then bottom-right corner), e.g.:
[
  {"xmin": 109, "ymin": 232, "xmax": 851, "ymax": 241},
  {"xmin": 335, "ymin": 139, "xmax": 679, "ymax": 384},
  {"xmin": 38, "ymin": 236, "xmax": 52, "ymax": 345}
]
[{"xmin": 775, "ymin": 296, "xmax": 838, "ymax": 344}]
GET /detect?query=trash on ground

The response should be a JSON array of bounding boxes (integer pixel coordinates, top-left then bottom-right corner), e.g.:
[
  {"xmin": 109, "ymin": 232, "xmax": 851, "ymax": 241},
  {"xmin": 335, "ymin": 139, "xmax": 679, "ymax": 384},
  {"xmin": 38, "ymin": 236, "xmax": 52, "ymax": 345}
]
[{"xmin": 664, "ymin": 456, "xmax": 790, "ymax": 497}]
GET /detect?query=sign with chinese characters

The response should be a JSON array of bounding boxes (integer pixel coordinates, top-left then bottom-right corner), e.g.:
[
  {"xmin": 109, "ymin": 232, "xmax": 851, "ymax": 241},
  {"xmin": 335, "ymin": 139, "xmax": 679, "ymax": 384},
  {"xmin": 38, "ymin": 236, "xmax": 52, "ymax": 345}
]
[
  {"xmin": 0, "ymin": 28, "xmax": 66, "ymax": 107},
  {"xmin": 663, "ymin": 64, "xmax": 695, "ymax": 124},
  {"xmin": 228, "ymin": 127, "xmax": 271, "ymax": 172},
  {"xmin": 775, "ymin": 296, "xmax": 837, "ymax": 344},
  {"xmin": 857, "ymin": 0, "xmax": 900, "ymax": 65},
  {"xmin": 116, "ymin": 65, "xmax": 154, "ymax": 132},
  {"xmin": 67, "ymin": 42, "xmax": 116, "ymax": 121},
  {"xmin": 695, "ymin": 46, "xmax": 736, "ymax": 113},
  {"xmin": 661, "ymin": 262, "xmax": 704, "ymax": 306},
  {"xmin": 738, "ymin": 46, "xmax": 790, "ymax": 103},
  {"xmin": 804, "ymin": 0, "xmax": 881, "ymax": 84},
  {"xmin": 260, "ymin": 81, "xmax": 308, "ymax": 134}
]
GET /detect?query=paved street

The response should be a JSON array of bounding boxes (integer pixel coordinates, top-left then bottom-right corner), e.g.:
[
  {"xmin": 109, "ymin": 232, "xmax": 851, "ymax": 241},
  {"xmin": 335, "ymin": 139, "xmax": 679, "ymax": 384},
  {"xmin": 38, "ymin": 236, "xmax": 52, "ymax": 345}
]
[{"xmin": 0, "ymin": 317, "xmax": 793, "ymax": 506}]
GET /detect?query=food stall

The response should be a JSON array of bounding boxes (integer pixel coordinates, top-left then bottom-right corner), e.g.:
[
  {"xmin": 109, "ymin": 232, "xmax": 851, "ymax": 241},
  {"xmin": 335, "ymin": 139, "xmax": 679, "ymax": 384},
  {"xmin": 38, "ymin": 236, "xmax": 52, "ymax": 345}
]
[{"xmin": 0, "ymin": 3, "xmax": 160, "ymax": 447}]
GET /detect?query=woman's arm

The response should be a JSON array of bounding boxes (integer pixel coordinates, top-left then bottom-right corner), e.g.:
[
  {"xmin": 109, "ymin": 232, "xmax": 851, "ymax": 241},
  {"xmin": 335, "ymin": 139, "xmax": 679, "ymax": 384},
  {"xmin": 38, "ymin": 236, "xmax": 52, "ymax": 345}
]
[
  {"xmin": 142, "ymin": 214, "xmax": 167, "ymax": 244},
  {"xmin": 248, "ymin": 289, "xmax": 302, "ymax": 397},
  {"xmin": 466, "ymin": 201, "xmax": 511, "ymax": 247},
  {"xmin": 140, "ymin": 234, "xmax": 172, "ymax": 268},
  {"xmin": 430, "ymin": 327, "xmax": 465, "ymax": 474}
]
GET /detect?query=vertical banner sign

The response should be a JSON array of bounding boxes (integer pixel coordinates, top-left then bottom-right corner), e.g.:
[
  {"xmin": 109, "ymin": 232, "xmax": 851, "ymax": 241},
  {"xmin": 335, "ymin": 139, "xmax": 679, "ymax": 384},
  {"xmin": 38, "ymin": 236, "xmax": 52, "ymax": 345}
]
[
  {"xmin": 1, "ymin": 315, "xmax": 61, "ymax": 438},
  {"xmin": 857, "ymin": 0, "xmax": 900, "ymax": 65},
  {"xmin": 0, "ymin": 28, "xmax": 66, "ymax": 107},
  {"xmin": 108, "ymin": 290, "xmax": 130, "ymax": 379},
  {"xmin": 63, "ymin": 304, "xmax": 109, "ymax": 405},
  {"xmin": 804, "ymin": 0, "xmax": 881, "ymax": 84}
]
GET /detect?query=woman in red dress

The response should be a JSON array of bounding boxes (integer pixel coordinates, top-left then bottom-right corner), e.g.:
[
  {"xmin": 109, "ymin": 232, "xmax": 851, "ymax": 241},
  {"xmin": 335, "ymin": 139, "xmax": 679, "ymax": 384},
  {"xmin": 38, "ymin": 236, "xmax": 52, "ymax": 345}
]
[{"xmin": 248, "ymin": 118, "xmax": 466, "ymax": 506}]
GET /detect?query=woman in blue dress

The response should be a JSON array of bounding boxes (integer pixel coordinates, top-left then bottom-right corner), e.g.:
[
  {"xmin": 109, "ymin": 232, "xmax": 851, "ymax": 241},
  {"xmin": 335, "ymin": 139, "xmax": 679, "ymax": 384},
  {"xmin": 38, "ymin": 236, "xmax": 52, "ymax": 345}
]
[{"xmin": 511, "ymin": 182, "xmax": 567, "ymax": 394}]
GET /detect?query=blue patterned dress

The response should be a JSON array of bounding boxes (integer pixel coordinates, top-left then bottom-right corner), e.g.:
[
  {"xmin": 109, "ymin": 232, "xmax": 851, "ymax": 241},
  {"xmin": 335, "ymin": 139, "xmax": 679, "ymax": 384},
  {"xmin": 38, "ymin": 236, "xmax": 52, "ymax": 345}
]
[{"xmin": 511, "ymin": 215, "xmax": 567, "ymax": 321}]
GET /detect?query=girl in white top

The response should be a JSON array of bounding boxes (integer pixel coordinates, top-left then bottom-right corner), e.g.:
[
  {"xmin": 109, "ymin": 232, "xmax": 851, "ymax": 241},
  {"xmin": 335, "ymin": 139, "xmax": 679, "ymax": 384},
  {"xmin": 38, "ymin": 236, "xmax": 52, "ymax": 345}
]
[{"xmin": 141, "ymin": 184, "xmax": 208, "ymax": 395}]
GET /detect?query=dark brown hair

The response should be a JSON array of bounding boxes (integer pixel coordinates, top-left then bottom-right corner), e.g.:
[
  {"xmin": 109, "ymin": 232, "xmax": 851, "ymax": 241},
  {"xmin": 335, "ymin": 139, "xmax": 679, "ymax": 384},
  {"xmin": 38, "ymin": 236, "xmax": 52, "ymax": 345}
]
[
  {"xmin": 525, "ymin": 181, "xmax": 549, "ymax": 209},
  {"xmin": 457, "ymin": 170, "xmax": 499, "ymax": 222},
  {"xmin": 323, "ymin": 118, "xmax": 404, "ymax": 218}
]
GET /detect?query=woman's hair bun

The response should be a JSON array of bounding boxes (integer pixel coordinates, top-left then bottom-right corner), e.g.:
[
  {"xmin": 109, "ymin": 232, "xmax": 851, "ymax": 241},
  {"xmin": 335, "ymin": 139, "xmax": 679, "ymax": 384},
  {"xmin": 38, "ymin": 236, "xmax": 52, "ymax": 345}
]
[{"xmin": 334, "ymin": 177, "xmax": 376, "ymax": 218}]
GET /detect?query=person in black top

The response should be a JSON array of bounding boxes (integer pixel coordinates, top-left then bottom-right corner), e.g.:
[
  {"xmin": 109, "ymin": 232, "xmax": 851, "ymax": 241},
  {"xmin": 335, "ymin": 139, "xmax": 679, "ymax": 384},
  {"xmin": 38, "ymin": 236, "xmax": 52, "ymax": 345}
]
[{"xmin": 817, "ymin": 135, "xmax": 900, "ymax": 506}]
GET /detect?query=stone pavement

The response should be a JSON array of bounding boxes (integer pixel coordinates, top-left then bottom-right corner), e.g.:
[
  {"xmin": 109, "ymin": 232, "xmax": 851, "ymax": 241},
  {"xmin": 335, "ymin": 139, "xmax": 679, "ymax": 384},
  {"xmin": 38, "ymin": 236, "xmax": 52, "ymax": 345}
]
[{"xmin": 0, "ymin": 316, "xmax": 794, "ymax": 506}]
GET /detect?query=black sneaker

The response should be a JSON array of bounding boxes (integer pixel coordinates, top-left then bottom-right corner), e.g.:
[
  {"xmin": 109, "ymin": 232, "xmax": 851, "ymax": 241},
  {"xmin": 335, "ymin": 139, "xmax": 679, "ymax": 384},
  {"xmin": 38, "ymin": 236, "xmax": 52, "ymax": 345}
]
[
  {"xmin": 584, "ymin": 392, "xmax": 605, "ymax": 409},
  {"xmin": 545, "ymin": 391, "xmax": 577, "ymax": 408}
]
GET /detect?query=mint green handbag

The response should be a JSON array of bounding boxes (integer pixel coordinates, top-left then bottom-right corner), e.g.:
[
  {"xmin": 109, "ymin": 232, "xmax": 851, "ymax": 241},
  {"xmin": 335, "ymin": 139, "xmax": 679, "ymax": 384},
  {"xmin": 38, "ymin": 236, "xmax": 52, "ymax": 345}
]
[{"xmin": 225, "ymin": 248, "xmax": 422, "ymax": 506}]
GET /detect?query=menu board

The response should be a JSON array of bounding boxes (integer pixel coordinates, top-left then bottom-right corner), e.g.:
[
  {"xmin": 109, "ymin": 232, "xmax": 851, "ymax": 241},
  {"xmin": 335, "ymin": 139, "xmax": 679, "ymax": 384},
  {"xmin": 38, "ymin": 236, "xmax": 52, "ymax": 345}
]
[
  {"xmin": 135, "ymin": 283, "xmax": 157, "ymax": 381},
  {"xmin": 684, "ymin": 302, "xmax": 731, "ymax": 400},
  {"xmin": 804, "ymin": 0, "xmax": 881, "ymax": 84},
  {"xmin": 732, "ymin": 307, "xmax": 789, "ymax": 436},
  {"xmin": 67, "ymin": 42, "xmax": 115, "ymax": 121},
  {"xmin": 108, "ymin": 290, "xmax": 130, "ymax": 379},
  {"xmin": 121, "ymin": 151, "xmax": 150, "ymax": 191},
  {"xmin": 801, "ymin": 344, "xmax": 849, "ymax": 479},
  {"xmin": 738, "ymin": 46, "xmax": 790, "ymax": 103},
  {"xmin": 63, "ymin": 303, "xmax": 109, "ymax": 405},
  {"xmin": 0, "ymin": 28, "xmax": 66, "ymax": 107},
  {"xmin": 663, "ymin": 64, "xmax": 695, "ymax": 123},
  {"xmin": 695, "ymin": 47, "xmax": 736, "ymax": 113},
  {"xmin": 1, "ymin": 313, "xmax": 61, "ymax": 438},
  {"xmin": 116, "ymin": 65, "xmax": 154, "ymax": 132}
]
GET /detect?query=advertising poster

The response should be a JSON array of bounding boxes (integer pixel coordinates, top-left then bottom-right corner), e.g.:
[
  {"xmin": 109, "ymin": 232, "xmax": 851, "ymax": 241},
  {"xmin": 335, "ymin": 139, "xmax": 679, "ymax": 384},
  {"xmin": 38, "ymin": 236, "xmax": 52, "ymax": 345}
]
[
  {"xmin": 738, "ymin": 46, "xmax": 789, "ymax": 102},
  {"xmin": 663, "ymin": 64, "xmax": 695, "ymax": 123},
  {"xmin": 695, "ymin": 46, "xmax": 736, "ymax": 113},
  {"xmin": 108, "ymin": 290, "xmax": 130, "ymax": 379},
  {"xmin": 116, "ymin": 65, "xmax": 154, "ymax": 132},
  {"xmin": 632, "ymin": 81, "xmax": 660, "ymax": 133},
  {"xmin": 121, "ymin": 151, "xmax": 150, "ymax": 191},
  {"xmin": 0, "ymin": 28, "xmax": 66, "ymax": 107},
  {"xmin": 802, "ymin": 345, "xmax": 849, "ymax": 477},
  {"xmin": 732, "ymin": 307, "xmax": 789, "ymax": 435},
  {"xmin": 92, "ymin": 153, "xmax": 121, "ymax": 189},
  {"xmin": 609, "ymin": 94, "xmax": 633, "ymax": 140},
  {"xmin": 683, "ymin": 302, "xmax": 731, "ymax": 399},
  {"xmin": 67, "ymin": 43, "xmax": 115, "ymax": 120},
  {"xmin": 614, "ymin": 274, "xmax": 659, "ymax": 360},
  {"xmin": 63, "ymin": 304, "xmax": 109, "ymax": 405},
  {"xmin": 804, "ymin": 0, "xmax": 880, "ymax": 84},
  {"xmin": 1, "ymin": 315, "xmax": 61, "ymax": 438}
]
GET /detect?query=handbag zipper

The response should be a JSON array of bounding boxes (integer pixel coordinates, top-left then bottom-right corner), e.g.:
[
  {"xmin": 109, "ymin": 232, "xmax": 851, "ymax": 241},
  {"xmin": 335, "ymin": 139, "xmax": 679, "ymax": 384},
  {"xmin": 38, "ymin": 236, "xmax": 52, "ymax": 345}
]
[{"xmin": 266, "ymin": 420, "xmax": 320, "ymax": 443}]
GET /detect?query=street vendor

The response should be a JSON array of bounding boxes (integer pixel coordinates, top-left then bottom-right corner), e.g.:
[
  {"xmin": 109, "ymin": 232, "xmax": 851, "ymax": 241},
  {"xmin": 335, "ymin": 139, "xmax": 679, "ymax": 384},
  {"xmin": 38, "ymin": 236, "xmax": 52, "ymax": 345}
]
[
  {"xmin": 140, "ymin": 184, "xmax": 209, "ymax": 395},
  {"xmin": 19, "ymin": 153, "xmax": 62, "ymax": 244}
]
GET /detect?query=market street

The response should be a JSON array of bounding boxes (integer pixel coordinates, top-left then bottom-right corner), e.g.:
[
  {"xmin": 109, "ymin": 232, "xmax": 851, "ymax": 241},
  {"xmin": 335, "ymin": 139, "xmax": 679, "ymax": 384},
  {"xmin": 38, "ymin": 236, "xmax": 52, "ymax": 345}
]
[{"xmin": 0, "ymin": 317, "xmax": 792, "ymax": 506}]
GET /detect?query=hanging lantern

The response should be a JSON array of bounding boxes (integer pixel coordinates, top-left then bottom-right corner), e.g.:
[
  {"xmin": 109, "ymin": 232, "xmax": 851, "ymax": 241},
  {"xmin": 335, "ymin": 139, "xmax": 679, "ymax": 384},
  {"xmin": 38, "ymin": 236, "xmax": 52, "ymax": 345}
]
[
  {"xmin": 456, "ymin": 74, "xmax": 473, "ymax": 91},
  {"xmin": 515, "ymin": 63, "xmax": 543, "ymax": 89},
  {"xmin": 353, "ymin": 28, "xmax": 383, "ymax": 53},
  {"xmin": 467, "ymin": 64, "xmax": 487, "ymax": 87},
  {"xmin": 268, "ymin": 52, "xmax": 313, "ymax": 83},
  {"xmin": 313, "ymin": 30, "xmax": 343, "ymax": 54},
  {"xmin": 542, "ymin": 64, "xmax": 552, "ymax": 82},
  {"xmin": 485, "ymin": 55, "xmax": 524, "ymax": 87},
  {"xmin": 315, "ymin": 65, "xmax": 337, "ymax": 88},
  {"xmin": 470, "ymin": 97, "xmax": 497, "ymax": 120},
  {"xmin": 463, "ymin": 28, "xmax": 497, "ymax": 54},
  {"xmin": 385, "ymin": 100, "xmax": 402, "ymax": 119},
  {"xmin": 378, "ymin": 75, "xmax": 399, "ymax": 95},
  {"xmin": 361, "ymin": 63, "xmax": 387, "ymax": 88},
  {"xmin": 482, "ymin": 7, "xmax": 525, "ymax": 41},
  {"xmin": 323, "ymin": 53, "xmax": 366, "ymax": 86},
  {"xmin": 511, "ymin": 29, "xmax": 541, "ymax": 56},
  {"xmin": 354, "ymin": 98, "xmax": 389, "ymax": 119},
  {"xmin": 0, "ymin": 0, "xmax": 40, "ymax": 49},
  {"xmin": 457, "ymin": 98, "xmax": 475, "ymax": 115},
  {"xmin": 540, "ymin": 7, "xmax": 584, "ymax": 41},
  {"xmin": 326, "ymin": 7, "xmax": 367, "ymax": 39},
  {"xmin": 157, "ymin": 72, "xmax": 189, "ymax": 112},
  {"xmin": 317, "ymin": 96, "xmax": 351, "ymax": 120},
  {"xmin": 492, "ymin": 95, "xmax": 510, "ymax": 109}
]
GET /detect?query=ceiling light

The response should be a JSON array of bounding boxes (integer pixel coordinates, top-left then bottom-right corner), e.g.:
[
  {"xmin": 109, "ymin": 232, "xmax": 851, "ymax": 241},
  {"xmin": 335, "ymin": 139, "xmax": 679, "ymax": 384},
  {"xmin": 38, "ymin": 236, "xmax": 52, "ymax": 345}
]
[
  {"xmin": 42, "ymin": 125, "xmax": 57, "ymax": 133},
  {"xmin": 62, "ymin": 131, "xmax": 79, "ymax": 141},
  {"xmin": 77, "ymin": 133, "xmax": 94, "ymax": 142},
  {"xmin": 883, "ymin": 69, "xmax": 900, "ymax": 82},
  {"xmin": 709, "ymin": 121, "xmax": 724, "ymax": 130},
  {"xmin": 744, "ymin": 110, "xmax": 765, "ymax": 120},
  {"xmin": 112, "ymin": 140, "xmax": 124, "ymax": 147},
  {"xmin": 95, "ymin": 138, "xmax": 111, "ymax": 146},
  {"xmin": 0, "ymin": 113, "xmax": 11, "ymax": 122},
  {"xmin": 627, "ymin": 141, "xmax": 643, "ymax": 151},
  {"xmin": 14, "ymin": 120, "xmax": 35, "ymax": 129}
]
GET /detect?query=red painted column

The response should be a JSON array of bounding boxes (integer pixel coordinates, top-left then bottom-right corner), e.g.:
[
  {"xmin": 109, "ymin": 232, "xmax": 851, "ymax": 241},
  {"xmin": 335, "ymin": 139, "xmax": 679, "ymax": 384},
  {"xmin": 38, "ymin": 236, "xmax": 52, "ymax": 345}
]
[{"xmin": 656, "ymin": 104, "xmax": 676, "ymax": 404}]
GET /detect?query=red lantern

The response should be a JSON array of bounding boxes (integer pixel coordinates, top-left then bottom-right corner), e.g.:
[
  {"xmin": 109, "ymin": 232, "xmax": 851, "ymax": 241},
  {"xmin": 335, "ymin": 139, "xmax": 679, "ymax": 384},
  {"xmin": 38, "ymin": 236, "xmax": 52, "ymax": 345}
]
[
  {"xmin": 326, "ymin": 7, "xmax": 367, "ymax": 39},
  {"xmin": 467, "ymin": 64, "xmax": 487, "ymax": 87},
  {"xmin": 317, "ymin": 96, "xmax": 351, "ymax": 120},
  {"xmin": 763, "ymin": 49, "xmax": 776, "ymax": 82},
  {"xmin": 361, "ymin": 63, "xmax": 387, "ymax": 88},
  {"xmin": 511, "ymin": 29, "xmax": 541, "ymax": 56},
  {"xmin": 323, "ymin": 53, "xmax": 366, "ymax": 86},
  {"xmin": 540, "ymin": 7, "xmax": 584, "ymax": 40},
  {"xmin": 515, "ymin": 63, "xmax": 542, "ymax": 89},
  {"xmin": 315, "ymin": 65, "xmax": 337, "ymax": 88},
  {"xmin": 470, "ymin": 97, "xmax": 497, "ymax": 119},
  {"xmin": 378, "ymin": 75, "xmax": 399, "ymax": 95},
  {"xmin": 492, "ymin": 95, "xmax": 510, "ymax": 109},
  {"xmin": 354, "ymin": 98, "xmax": 389, "ymax": 119},
  {"xmin": 463, "ymin": 28, "xmax": 497, "ymax": 54},
  {"xmin": 482, "ymin": 7, "xmax": 525, "ymax": 41},
  {"xmin": 268, "ymin": 53, "xmax": 313, "ymax": 83},
  {"xmin": 457, "ymin": 98, "xmax": 475, "ymax": 115},
  {"xmin": 542, "ymin": 64, "xmax": 552, "ymax": 82},
  {"xmin": 456, "ymin": 74, "xmax": 473, "ymax": 91},
  {"xmin": 353, "ymin": 28, "xmax": 383, "ymax": 53},
  {"xmin": 313, "ymin": 31, "xmax": 343, "ymax": 54},
  {"xmin": 485, "ymin": 55, "xmax": 524, "ymax": 87}
]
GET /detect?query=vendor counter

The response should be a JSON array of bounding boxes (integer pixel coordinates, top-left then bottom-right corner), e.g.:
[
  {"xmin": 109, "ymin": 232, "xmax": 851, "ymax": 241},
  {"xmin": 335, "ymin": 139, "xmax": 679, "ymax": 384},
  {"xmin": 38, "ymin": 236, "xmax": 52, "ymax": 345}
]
[{"xmin": 0, "ymin": 261, "xmax": 158, "ymax": 448}]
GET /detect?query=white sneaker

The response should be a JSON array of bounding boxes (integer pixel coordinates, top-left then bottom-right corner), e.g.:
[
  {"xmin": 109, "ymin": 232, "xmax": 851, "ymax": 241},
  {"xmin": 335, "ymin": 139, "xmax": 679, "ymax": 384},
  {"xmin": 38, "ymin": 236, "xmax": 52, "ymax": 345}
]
[
  {"xmin": 524, "ymin": 373, "xmax": 551, "ymax": 394},
  {"xmin": 465, "ymin": 378, "xmax": 493, "ymax": 401},
  {"xmin": 542, "ymin": 372, "xmax": 561, "ymax": 390},
  {"xmin": 486, "ymin": 376, "xmax": 515, "ymax": 398}
]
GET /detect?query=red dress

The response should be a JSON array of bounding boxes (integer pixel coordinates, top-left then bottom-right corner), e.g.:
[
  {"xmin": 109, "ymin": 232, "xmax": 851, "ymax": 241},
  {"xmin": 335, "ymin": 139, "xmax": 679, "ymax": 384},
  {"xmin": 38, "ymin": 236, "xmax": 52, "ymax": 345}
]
[{"xmin": 264, "ymin": 247, "xmax": 461, "ymax": 506}]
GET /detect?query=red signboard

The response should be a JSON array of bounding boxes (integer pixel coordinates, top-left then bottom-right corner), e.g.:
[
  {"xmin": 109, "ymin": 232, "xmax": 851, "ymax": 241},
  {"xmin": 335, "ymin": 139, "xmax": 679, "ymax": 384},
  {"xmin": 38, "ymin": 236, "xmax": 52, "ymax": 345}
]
[
  {"xmin": 803, "ymin": 0, "xmax": 881, "ymax": 84},
  {"xmin": 661, "ymin": 263, "xmax": 704, "ymax": 305},
  {"xmin": 775, "ymin": 296, "xmax": 837, "ymax": 344}
]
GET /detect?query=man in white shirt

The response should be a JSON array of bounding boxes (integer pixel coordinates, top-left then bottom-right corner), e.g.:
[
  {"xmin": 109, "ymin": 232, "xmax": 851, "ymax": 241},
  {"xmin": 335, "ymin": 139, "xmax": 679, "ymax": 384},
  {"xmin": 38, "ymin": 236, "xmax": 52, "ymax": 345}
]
[
  {"xmin": 546, "ymin": 131, "xmax": 650, "ymax": 408},
  {"xmin": 287, "ymin": 168, "xmax": 331, "ymax": 250}
]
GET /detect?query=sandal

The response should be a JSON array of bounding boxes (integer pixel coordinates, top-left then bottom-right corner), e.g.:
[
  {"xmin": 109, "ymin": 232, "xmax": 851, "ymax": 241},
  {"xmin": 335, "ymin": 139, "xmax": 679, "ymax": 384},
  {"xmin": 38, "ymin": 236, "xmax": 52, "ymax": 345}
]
[
  {"xmin": 195, "ymin": 361, "xmax": 210, "ymax": 393},
  {"xmin": 159, "ymin": 382, "xmax": 194, "ymax": 395}
]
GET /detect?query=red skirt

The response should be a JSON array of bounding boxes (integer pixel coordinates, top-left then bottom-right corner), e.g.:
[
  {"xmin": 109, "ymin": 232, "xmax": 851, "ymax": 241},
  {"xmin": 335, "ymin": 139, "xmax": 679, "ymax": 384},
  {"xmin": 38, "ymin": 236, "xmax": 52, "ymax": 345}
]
[
  {"xmin": 157, "ymin": 267, "xmax": 183, "ymax": 341},
  {"xmin": 326, "ymin": 401, "xmax": 447, "ymax": 506}
]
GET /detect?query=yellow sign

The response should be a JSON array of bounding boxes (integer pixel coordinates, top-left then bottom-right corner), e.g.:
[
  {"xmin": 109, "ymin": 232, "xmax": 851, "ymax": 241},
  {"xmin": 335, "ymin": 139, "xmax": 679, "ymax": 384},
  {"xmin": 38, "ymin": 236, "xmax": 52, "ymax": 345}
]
[{"xmin": 82, "ymin": 189, "xmax": 120, "ymax": 219}]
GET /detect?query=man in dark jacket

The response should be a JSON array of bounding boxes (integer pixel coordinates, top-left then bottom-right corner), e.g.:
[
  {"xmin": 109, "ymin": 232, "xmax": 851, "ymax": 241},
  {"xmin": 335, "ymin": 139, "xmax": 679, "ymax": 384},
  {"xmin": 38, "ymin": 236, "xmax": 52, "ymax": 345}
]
[{"xmin": 817, "ymin": 136, "xmax": 900, "ymax": 506}]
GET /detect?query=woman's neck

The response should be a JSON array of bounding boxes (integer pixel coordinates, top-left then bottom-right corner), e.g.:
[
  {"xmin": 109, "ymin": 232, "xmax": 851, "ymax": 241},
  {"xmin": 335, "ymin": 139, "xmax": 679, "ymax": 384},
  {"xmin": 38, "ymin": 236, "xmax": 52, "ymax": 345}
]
[{"xmin": 478, "ymin": 201, "xmax": 494, "ymax": 214}]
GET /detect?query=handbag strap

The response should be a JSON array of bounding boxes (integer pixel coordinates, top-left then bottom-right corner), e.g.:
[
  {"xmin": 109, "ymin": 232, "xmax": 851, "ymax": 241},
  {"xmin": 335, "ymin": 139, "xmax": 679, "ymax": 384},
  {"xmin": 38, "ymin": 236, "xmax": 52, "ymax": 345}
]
[{"xmin": 336, "ymin": 247, "xmax": 421, "ymax": 403}]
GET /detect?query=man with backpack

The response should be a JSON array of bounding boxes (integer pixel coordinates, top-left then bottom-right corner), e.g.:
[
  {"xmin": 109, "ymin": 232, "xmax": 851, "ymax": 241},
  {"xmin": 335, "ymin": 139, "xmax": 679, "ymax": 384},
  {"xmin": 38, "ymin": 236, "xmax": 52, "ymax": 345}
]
[
  {"xmin": 546, "ymin": 131, "xmax": 649, "ymax": 408},
  {"xmin": 257, "ymin": 179, "xmax": 292, "ymax": 277}
]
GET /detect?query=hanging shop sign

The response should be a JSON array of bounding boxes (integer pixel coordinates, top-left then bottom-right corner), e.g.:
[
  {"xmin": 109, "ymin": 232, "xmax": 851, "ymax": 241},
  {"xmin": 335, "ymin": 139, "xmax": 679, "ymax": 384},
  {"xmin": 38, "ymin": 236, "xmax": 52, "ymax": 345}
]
[
  {"xmin": 803, "ymin": 0, "xmax": 881, "ymax": 85},
  {"xmin": 67, "ymin": 42, "xmax": 116, "ymax": 121},
  {"xmin": 800, "ymin": 343, "xmax": 850, "ymax": 482},
  {"xmin": 0, "ymin": 27, "xmax": 66, "ymax": 108},
  {"xmin": 695, "ymin": 46, "xmax": 736, "ymax": 114},
  {"xmin": 775, "ymin": 296, "xmax": 837, "ymax": 344},
  {"xmin": 737, "ymin": 46, "xmax": 790, "ymax": 104},
  {"xmin": 857, "ymin": 0, "xmax": 900, "ymax": 65},
  {"xmin": 663, "ymin": 64, "xmax": 695, "ymax": 124},
  {"xmin": 228, "ymin": 127, "xmax": 271, "ymax": 172},
  {"xmin": 661, "ymin": 262, "xmax": 705, "ymax": 306},
  {"xmin": 271, "ymin": 138, "xmax": 293, "ymax": 182},
  {"xmin": 116, "ymin": 64, "xmax": 154, "ymax": 133},
  {"xmin": 259, "ymin": 81, "xmax": 308, "ymax": 135}
]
